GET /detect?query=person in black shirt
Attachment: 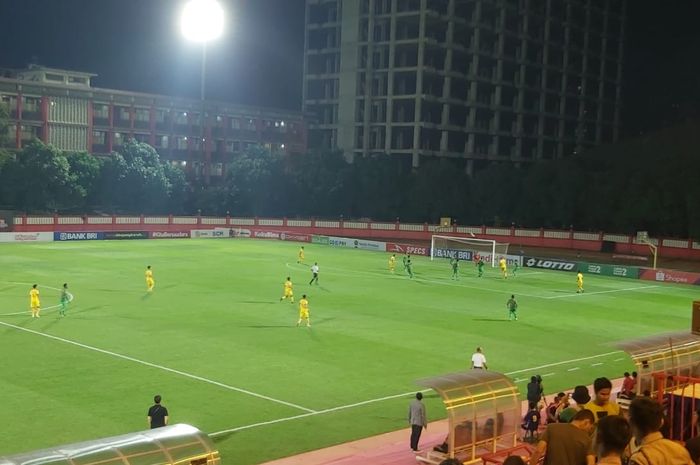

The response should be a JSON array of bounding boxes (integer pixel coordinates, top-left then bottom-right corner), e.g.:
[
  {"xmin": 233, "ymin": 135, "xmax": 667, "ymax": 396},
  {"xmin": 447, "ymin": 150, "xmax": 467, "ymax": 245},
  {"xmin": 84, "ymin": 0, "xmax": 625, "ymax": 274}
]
[{"xmin": 147, "ymin": 395, "xmax": 169, "ymax": 429}]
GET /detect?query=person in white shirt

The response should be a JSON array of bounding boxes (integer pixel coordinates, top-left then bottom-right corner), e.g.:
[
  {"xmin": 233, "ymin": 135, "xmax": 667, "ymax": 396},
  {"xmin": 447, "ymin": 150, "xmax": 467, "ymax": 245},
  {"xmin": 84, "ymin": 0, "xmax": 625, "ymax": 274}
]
[
  {"xmin": 309, "ymin": 262, "xmax": 319, "ymax": 285},
  {"xmin": 471, "ymin": 347, "xmax": 488, "ymax": 370}
]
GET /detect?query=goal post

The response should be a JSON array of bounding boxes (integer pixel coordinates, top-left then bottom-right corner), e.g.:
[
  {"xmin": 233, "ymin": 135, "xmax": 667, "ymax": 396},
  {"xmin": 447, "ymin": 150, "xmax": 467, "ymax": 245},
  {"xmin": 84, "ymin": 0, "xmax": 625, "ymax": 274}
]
[{"xmin": 430, "ymin": 235, "xmax": 510, "ymax": 267}]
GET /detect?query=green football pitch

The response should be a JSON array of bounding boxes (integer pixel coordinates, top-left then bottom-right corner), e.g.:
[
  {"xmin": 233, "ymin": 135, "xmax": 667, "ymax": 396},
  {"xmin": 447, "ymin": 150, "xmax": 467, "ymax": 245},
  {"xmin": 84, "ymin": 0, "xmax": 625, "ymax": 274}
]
[{"xmin": 0, "ymin": 239, "xmax": 697, "ymax": 463}]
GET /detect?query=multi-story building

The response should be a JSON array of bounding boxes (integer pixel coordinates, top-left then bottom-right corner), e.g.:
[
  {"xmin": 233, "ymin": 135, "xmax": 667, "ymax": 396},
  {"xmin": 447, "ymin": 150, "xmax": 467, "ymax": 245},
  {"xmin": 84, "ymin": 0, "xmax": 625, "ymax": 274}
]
[
  {"xmin": 0, "ymin": 65, "xmax": 308, "ymax": 179},
  {"xmin": 303, "ymin": 0, "xmax": 625, "ymax": 172}
]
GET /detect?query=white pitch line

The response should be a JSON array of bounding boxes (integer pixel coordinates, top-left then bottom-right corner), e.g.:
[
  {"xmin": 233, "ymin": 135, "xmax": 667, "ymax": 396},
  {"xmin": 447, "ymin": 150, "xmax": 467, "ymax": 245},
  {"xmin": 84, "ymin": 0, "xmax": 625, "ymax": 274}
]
[
  {"xmin": 543, "ymin": 285, "xmax": 659, "ymax": 299},
  {"xmin": 0, "ymin": 282, "xmax": 74, "ymax": 316},
  {"xmin": 210, "ymin": 349, "xmax": 625, "ymax": 436},
  {"xmin": 0, "ymin": 321, "xmax": 316, "ymax": 414},
  {"xmin": 541, "ymin": 372, "xmax": 556, "ymax": 377},
  {"xmin": 591, "ymin": 362, "xmax": 604, "ymax": 367},
  {"xmin": 567, "ymin": 367, "xmax": 580, "ymax": 372},
  {"xmin": 613, "ymin": 358, "xmax": 625, "ymax": 362}
]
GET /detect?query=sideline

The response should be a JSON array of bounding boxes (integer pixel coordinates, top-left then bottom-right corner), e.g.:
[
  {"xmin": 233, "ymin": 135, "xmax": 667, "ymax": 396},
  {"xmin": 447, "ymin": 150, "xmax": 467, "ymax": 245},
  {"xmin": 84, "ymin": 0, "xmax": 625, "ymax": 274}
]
[{"xmin": 209, "ymin": 349, "xmax": 626, "ymax": 436}]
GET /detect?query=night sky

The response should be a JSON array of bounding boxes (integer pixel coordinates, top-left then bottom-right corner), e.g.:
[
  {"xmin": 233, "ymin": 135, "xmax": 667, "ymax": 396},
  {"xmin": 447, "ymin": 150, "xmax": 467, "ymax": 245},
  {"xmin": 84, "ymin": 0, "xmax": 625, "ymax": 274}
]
[{"xmin": 0, "ymin": 0, "xmax": 698, "ymax": 137}]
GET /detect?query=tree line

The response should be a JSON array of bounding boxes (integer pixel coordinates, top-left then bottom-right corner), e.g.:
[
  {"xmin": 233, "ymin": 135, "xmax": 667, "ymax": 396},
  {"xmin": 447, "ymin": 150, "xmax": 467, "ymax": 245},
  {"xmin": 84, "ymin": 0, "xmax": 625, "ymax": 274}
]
[{"xmin": 0, "ymin": 115, "xmax": 698, "ymax": 238}]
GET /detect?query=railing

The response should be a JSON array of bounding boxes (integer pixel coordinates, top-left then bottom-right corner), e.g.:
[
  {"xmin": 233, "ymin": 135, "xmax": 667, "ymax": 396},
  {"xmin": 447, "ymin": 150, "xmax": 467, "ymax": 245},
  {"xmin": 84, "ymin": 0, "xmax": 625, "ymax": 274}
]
[{"xmin": 8, "ymin": 215, "xmax": 700, "ymax": 261}]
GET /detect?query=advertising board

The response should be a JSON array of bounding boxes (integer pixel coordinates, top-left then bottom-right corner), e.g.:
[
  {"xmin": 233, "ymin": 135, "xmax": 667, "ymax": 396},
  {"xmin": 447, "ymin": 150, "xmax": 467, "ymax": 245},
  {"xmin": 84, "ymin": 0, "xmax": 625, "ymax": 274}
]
[
  {"xmin": 328, "ymin": 236, "xmax": 386, "ymax": 252},
  {"xmin": 103, "ymin": 231, "xmax": 149, "ymax": 240},
  {"xmin": 191, "ymin": 229, "xmax": 227, "ymax": 238},
  {"xmin": 523, "ymin": 256, "xmax": 577, "ymax": 271},
  {"xmin": 0, "ymin": 232, "xmax": 54, "ymax": 242},
  {"xmin": 149, "ymin": 231, "xmax": 191, "ymax": 239},
  {"xmin": 639, "ymin": 268, "xmax": 700, "ymax": 285},
  {"xmin": 577, "ymin": 262, "xmax": 640, "ymax": 279},
  {"xmin": 386, "ymin": 243, "xmax": 430, "ymax": 256},
  {"xmin": 54, "ymin": 232, "xmax": 104, "ymax": 241},
  {"xmin": 312, "ymin": 235, "xmax": 329, "ymax": 245}
]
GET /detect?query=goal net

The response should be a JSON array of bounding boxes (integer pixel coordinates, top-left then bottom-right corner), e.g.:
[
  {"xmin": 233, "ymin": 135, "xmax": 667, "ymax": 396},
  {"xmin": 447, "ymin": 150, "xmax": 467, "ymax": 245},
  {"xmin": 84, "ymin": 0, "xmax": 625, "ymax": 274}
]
[{"xmin": 430, "ymin": 235, "xmax": 510, "ymax": 267}]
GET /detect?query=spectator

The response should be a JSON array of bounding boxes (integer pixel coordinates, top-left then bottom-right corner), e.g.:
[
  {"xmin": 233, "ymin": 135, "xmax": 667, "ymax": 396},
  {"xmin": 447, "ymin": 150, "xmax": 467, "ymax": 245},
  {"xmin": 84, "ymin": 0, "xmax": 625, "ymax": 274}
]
[
  {"xmin": 471, "ymin": 347, "xmax": 488, "ymax": 370},
  {"xmin": 528, "ymin": 409, "xmax": 596, "ymax": 465},
  {"xmin": 684, "ymin": 436, "xmax": 700, "ymax": 464},
  {"xmin": 504, "ymin": 457, "xmax": 527, "ymax": 465},
  {"xmin": 596, "ymin": 415, "xmax": 632, "ymax": 465},
  {"xmin": 522, "ymin": 402, "xmax": 541, "ymax": 442},
  {"xmin": 147, "ymin": 395, "xmax": 168, "ymax": 429},
  {"xmin": 547, "ymin": 393, "xmax": 565, "ymax": 424},
  {"xmin": 584, "ymin": 377, "xmax": 620, "ymax": 423},
  {"xmin": 408, "ymin": 392, "xmax": 427, "ymax": 452},
  {"xmin": 558, "ymin": 407, "xmax": 579, "ymax": 423},
  {"xmin": 621, "ymin": 372, "xmax": 637, "ymax": 399},
  {"xmin": 627, "ymin": 397, "xmax": 693, "ymax": 465},
  {"xmin": 572, "ymin": 385, "xmax": 591, "ymax": 407}
]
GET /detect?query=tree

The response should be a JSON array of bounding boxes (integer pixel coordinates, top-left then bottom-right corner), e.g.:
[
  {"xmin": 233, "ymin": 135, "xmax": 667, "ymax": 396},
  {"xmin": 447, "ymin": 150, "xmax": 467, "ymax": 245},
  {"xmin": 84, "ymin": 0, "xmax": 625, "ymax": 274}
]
[
  {"xmin": 64, "ymin": 151, "xmax": 102, "ymax": 210},
  {"xmin": 0, "ymin": 140, "xmax": 82, "ymax": 212},
  {"xmin": 99, "ymin": 139, "xmax": 174, "ymax": 213},
  {"xmin": 223, "ymin": 146, "xmax": 285, "ymax": 216}
]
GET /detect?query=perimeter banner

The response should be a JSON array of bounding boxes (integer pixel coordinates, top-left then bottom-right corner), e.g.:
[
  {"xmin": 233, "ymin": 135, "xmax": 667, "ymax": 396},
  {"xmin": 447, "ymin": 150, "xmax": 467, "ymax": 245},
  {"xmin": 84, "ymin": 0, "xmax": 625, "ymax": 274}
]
[
  {"xmin": 639, "ymin": 268, "xmax": 700, "ymax": 285},
  {"xmin": 577, "ymin": 262, "xmax": 640, "ymax": 279}
]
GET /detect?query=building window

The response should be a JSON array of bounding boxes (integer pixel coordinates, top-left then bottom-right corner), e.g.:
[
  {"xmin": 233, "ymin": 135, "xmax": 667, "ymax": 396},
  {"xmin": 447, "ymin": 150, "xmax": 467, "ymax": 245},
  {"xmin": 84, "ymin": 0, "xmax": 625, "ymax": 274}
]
[
  {"xmin": 92, "ymin": 130, "xmax": 106, "ymax": 145},
  {"xmin": 243, "ymin": 118, "xmax": 256, "ymax": 131},
  {"xmin": 225, "ymin": 140, "xmax": 240, "ymax": 152},
  {"xmin": 45, "ymin": 73, "xmax": 64, "ymax": 82},
  {"xmin": 134, "ymin": 108, "xmax": 149, "ymax": 122},
  {"xmin": 174, "ymin": 111, "xmax": 188, "ymax": 125},
  {"xmin": 175, "ymin": 136, "xmax": 188, "ymax": 150},
  {"xmin": 156, "ymin": 135, "xmax": 168, "ymax": 147},
  {"xmin": 93, "ymin": 103, "xmax": 109, "ymax": 119},
  {"xmin": 230, "ymin": 118, "xmax": 240, "ymax": 129},
  {"xmin": 114, "ymin": 132, "xmax": 124, "ymax": 146},
  {"xmin": 20, "ymin": 125, "xmax": 40, "ymax": 141},
  {"xmin": 155, "ymin": 109, "xmax": 167, "ymax": 123},
  {"xmin": 67, "ymin": 76, "xmax": 87, "ymax": 85},
  {"xmin": 23, "ymin": 96, "xmax": 40, "ymax": 113}
]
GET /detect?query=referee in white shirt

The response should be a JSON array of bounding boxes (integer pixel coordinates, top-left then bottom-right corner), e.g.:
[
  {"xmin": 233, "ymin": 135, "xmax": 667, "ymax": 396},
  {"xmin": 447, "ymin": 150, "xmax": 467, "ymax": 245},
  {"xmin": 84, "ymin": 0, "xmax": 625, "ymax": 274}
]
[{"xmin": 471, "ymin": 347, "xmax": 488, "ymax": 370}]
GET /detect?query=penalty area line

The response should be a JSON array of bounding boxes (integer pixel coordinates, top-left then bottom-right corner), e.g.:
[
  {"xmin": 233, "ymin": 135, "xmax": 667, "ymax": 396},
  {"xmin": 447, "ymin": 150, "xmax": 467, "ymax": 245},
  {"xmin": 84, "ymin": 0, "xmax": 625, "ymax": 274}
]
[
  {"xmin": 543, "ymin": 285, "xmax": 659, "ymax": 299},
  {"xmin": 0, "ymin": 321, "xmax": 316, "ymax": 414}
]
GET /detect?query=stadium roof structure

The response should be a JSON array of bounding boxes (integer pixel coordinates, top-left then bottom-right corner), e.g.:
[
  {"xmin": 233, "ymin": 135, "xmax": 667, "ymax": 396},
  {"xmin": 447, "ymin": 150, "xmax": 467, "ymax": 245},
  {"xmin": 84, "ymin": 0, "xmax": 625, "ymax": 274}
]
[
  {"xmin": 616, "ymin": 330, "xmax": 700, "ymax": 396},
  {"xmin": 415, "ymin": 370, "xmax": 520, "ymax": 465},
  {"xmin": 0, "ymin": 423, "xmax": 219, "ymax": 465}
]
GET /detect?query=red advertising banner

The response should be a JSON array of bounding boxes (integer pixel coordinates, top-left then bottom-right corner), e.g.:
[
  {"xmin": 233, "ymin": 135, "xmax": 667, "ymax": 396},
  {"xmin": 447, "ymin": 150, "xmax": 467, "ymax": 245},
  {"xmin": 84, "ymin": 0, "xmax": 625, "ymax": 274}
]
[
  {"xmin": 639, "ymin": 268, "xmax": 700, "ymax": 286},
  {"xmin": 386, "ymin": 242, "xmax": 430, "ymax": 256}
]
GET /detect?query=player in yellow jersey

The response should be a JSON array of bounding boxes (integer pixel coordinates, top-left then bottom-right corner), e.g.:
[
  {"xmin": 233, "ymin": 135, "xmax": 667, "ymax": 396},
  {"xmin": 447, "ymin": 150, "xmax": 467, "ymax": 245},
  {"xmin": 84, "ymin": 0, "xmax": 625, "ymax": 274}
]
[
  {"xmin": 297, "ymin": 246, "xmax": 305, "ymax": 264},
  {"xmin": 576, "ymin": 270, "xmax": 584, "ymax": 293},
  {"xmin": 388, "ymin": 254, "xmax": 396, "ymax": 273},
  {"xmin": 145, "ymin": 265, "xmax": 155, "ymax": 292},
  {"xmin": 280, "ymin": 276, "xmax": 295, "ymax": 303},
  {"xmin": 297, "ymin": 294, "xmax": 310, "ymax": 327},
  {"xmin": 499, "ymin": 257, "xmax": 508, "ymax": 279},
  {"xmin": 29, "ymin": 284, "xmax": 41, "ymax": 318}
]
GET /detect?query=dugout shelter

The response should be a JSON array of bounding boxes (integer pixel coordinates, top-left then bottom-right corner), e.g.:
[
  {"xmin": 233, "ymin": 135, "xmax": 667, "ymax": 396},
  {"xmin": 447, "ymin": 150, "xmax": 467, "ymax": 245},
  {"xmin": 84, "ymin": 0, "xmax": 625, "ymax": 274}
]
[
  {"xmin": 415, "ymin": 370, "xmax": 520, "ymax": 465},
  {"xmin": 0, "ymin": 424, "xmax": 219, "ymax": 465}
]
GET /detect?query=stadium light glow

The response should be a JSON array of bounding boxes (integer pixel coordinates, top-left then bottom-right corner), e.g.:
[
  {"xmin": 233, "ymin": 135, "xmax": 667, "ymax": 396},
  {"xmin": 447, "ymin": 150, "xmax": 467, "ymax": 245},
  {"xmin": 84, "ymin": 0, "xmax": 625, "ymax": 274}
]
[{"xmin": 180, "ymin": 0, "xmax": 225, "ymax": 43}]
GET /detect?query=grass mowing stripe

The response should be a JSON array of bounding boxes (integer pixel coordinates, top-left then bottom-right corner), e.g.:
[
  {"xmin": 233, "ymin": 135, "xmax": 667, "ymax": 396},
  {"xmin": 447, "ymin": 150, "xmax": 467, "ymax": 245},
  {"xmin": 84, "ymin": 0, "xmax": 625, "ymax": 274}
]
[
  {"xmin": 210, "ymin": 349, "xmax": 625, "ymax": 436},
  {"xmin": 0, "ymin": 321, "xmax": 317, "ymax": 414}
]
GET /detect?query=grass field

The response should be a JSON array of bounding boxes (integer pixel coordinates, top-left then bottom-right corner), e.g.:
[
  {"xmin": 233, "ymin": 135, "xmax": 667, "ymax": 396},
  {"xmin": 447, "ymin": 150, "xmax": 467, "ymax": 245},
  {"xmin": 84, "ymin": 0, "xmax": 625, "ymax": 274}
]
[{"xmin": 1, "ymin": 238, "xmax": 697, "ymax": 463}]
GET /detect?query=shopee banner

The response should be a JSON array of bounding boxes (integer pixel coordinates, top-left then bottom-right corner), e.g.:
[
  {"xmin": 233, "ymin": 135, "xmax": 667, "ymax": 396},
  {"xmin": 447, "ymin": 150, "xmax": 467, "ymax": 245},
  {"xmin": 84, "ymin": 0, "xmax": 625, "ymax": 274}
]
[{"xmin": 639, "ymin": 268, "xmax": 700, "ymax": 285}]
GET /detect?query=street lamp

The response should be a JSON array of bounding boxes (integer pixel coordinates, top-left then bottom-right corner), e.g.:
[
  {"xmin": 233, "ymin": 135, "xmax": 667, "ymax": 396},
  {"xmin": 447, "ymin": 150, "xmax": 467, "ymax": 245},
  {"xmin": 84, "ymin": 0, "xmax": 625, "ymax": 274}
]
[{"xmin": 180, "ymin": 0, "xmax": 225, "ymax": 181}]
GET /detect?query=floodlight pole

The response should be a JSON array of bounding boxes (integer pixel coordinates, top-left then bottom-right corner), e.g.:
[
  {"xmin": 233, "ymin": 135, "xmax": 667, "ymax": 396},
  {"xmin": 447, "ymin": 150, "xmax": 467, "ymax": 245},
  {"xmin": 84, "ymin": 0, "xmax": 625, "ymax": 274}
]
[{"xmin": 200, "ymin": 43, "xmax": 209, "ymax": 184}]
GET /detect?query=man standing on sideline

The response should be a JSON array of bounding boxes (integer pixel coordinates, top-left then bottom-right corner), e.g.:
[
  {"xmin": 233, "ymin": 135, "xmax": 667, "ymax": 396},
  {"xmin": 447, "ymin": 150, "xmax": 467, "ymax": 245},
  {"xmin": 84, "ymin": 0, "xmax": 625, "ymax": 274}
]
[
  {"xmin": 507, "ymin": 294, "xmax": 518, "ymax": 321},
  {"xmin": 409, "ymin": 392, "xmax": 427, "ymax": 452},
  {"xmin": 309, "ymin": 262, "xmax": 319, "ymax": 285},
  {"xmin": 471, "ymin": 347, "xmax": 488, "ymax": 370},
  {"xmin": 147, "ymin": 395, "xmax": 169, "ymax": 429}
]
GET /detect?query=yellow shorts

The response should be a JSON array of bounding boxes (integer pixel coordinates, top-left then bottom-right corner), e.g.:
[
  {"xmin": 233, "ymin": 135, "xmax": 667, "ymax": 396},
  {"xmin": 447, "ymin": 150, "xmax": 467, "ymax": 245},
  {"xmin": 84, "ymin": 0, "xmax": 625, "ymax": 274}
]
[
  {"xmin": 284, "ymin": 290, "xmax": 293, "ymax": 298},
  {"xmin": 299, "ymin": 310, "xmax": 309, "ymax": 319},
  {"xmin": 146, "ymin": 278, "xmax": 155, "ymax": 287},
  {"xmin": 31, "ymin": 301, "xmax": 40, "ymax": 309}
]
